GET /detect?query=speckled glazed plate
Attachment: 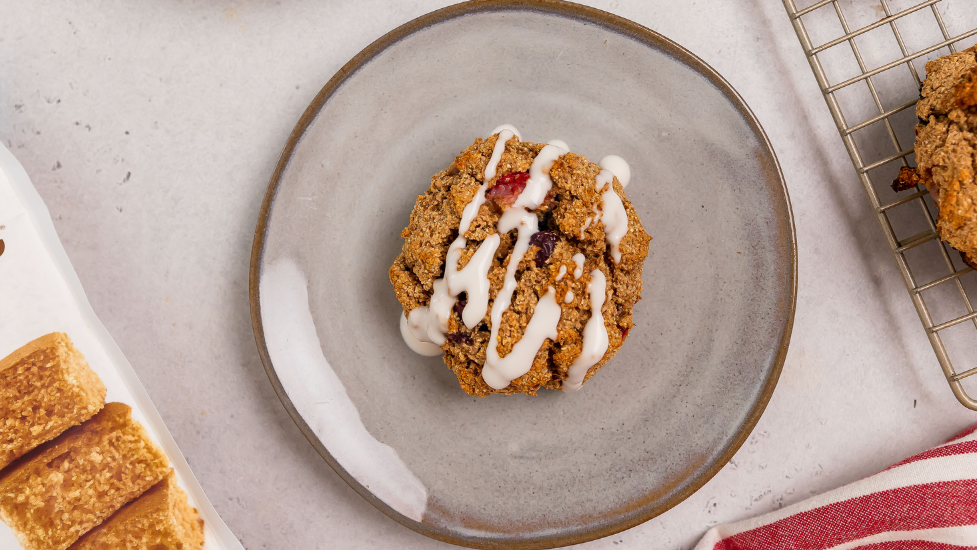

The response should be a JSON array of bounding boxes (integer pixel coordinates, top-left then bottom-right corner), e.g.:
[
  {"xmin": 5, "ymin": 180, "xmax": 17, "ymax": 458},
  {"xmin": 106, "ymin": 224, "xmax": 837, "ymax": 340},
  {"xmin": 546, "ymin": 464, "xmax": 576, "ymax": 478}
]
[{"xmin": 249, "ymin": 1, "xmax": 795, "ymax": 548}]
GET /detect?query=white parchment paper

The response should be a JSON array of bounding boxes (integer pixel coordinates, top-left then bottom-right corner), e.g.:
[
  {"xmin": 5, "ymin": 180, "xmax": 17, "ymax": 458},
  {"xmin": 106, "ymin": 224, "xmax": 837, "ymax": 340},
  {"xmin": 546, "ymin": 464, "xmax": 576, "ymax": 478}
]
[{"xmin": 0, "ymin": 143, "xmax": 244, "ymax": 550}]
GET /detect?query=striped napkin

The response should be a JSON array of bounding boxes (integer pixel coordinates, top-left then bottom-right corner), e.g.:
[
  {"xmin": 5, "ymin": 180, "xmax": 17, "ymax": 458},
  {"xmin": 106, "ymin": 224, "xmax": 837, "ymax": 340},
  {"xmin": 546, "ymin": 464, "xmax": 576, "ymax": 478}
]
[{"xmin": 695, "ymin": 426, "xmax": 977, "ymax": 550}]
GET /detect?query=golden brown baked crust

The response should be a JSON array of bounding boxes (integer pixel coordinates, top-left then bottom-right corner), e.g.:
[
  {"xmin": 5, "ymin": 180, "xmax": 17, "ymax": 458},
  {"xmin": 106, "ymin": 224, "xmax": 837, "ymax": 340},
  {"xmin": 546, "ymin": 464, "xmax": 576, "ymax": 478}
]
[
  {"xmin": 68, "ymin": 473, "xmax": 204, "ymax": 550},
  {"xmin": 390, "ymin": 134, "xmax": 651, "ymax": 396},
  {"xmin": 0, "ymin": 402, "xmax": 171, "ymax": 550},
  {"xmin": 0, "ymin": 332, "xmax": 106, "ymax": 470},
  {"xmin": 915, "ymin": 46, "xmax": 977, "ymax": 258}
]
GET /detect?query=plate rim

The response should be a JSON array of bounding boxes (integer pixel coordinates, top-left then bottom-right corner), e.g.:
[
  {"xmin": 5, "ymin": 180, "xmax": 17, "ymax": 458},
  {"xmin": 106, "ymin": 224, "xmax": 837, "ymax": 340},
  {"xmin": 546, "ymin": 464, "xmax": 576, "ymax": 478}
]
[{"xmin": 248, "ymin": 1, "xmax": 798, "ymax": 548}]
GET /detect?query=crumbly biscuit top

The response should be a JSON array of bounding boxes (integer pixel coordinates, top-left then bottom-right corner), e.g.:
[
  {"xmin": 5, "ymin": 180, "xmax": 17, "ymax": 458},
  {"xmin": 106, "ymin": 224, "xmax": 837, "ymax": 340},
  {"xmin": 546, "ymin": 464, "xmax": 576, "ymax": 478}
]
[{"xmin": 390, "ymin": 128, "xmax": 651, "ymax": 396}]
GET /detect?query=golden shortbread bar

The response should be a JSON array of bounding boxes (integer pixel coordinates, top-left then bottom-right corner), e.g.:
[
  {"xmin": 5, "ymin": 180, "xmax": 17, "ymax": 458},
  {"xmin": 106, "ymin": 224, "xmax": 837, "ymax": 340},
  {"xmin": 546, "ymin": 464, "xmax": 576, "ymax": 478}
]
[
  {"xmin": 0, "ymin": 332, "xmax": 106, "ymax": 470},
  {"xmin": 0, "ymin": 402, "xmax": 171, "ymax": 550},
  {"xmin": 69, "ymin": 472, "xmax": 204, "ymax": 550}
]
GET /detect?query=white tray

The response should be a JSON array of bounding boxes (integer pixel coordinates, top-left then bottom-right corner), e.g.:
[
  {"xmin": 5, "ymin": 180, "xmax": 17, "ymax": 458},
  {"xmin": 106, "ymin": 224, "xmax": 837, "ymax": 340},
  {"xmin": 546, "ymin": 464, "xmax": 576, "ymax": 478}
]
[{"xmin": 0, "ymin": 143, "xmax": 244, "ymax": 550}]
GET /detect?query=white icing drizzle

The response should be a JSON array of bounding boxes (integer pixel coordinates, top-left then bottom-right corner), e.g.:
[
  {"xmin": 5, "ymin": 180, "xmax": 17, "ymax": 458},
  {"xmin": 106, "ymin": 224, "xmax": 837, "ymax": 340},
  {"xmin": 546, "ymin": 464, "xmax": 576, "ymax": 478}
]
[
  {"xmin": 407, "ymin": 302, "xmax": 446, "ymax": 347},
  {"xmin": 572, "ymin": 253, "xmax": 585, "ymax": 279},
  {"xmin": 548, "ymin": 139, "xmax": 569, "ymax": 151},
  {"xmin": 579, "ymin": 216, "xmax": 593, "ymax": 239},
  {"xmin": 401, "ymin": 128, "xmax": 518, "ymax": 348},
  {"xmin": 491, "ymin": 124, "xmax": 522, "ymax": 141},
  {"xmin": 595, "ymin": 156, "xmax": 632, "ymax": 263},
  {"xmin": 596, "ymin": 169, "xmax": 614, "ymax": 192},
  {"xmin": 399, "ymin": 126, "xmax": 634, "ymax": 394},
  {"xmin": 564, "ymin": 270, "xmax": 609, "ymax": 391},
  {"xmin": 458, "ymin": 182, "xmax": 488, "ymax": 235},
  {"xmin": 600, "ymin": 180, "xmax": 629, "ymax": 264},
  {"xmin": 481, "ymin": 143, "xmax": 565, "ymax": 389},
  {"xmin": 427, "ymin": 278, "xmax": 455, "ymax": 339},
  {"xmin": 581, "ymin": 203, "xmax": 603, "ymax": 238},
  {"xmin": 483, "ymin": 207, "xmax": 540, "ymax": 384},
  {"xmin": 515, "ymin": 143, "xmax": 563, "ymax": 209},
  {"xmin": 482, "ymin": 287, "xmax": 562, "ymax": 390},
  {"xmin": 599, "ymin": 155, "xmax": 631, "ymax": 188},
  {"xmin": 400, "ymin": 314, "xmax": 443, "ymax": 356},
  {"xmin": 484, "ymin": 129, "xmax": 515, "ymax": 181},
  {"xmin": 581, "ymin": 169, "xmax": 629, "ymax": 264},
  {"xmin": 444, "ymin": 234, "xmax": 500, "ymax": 328}
]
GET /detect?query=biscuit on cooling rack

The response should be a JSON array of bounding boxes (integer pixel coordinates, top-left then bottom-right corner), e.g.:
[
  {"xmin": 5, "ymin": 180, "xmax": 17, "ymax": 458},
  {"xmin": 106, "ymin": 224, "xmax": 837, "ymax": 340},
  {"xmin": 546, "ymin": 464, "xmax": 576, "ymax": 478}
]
[{"xmin": 915, "ymin": 46, "xmax": 977, "ymax": 267}]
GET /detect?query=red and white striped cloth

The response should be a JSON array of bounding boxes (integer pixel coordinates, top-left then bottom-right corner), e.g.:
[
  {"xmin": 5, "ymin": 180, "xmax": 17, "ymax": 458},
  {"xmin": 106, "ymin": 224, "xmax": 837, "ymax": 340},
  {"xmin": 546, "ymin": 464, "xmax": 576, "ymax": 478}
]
[{"xmin": 695, "ymin": 426, "xmax": 977, "ymax": 550}]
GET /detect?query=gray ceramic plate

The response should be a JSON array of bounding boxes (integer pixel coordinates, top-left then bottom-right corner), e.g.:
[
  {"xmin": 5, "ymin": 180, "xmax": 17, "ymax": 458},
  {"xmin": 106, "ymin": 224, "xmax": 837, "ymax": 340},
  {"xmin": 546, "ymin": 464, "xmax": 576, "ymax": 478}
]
[{"xmin": 250, "ymin": 1, "xmax": 795, "ymax": 548}]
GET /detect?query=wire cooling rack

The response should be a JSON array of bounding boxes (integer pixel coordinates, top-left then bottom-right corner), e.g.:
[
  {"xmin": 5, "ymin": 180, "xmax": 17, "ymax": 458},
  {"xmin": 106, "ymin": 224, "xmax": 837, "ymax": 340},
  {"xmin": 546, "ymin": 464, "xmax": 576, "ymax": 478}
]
[{"xmin": 782, "ymin": 0, "xmax": 977, "ymax": 410}]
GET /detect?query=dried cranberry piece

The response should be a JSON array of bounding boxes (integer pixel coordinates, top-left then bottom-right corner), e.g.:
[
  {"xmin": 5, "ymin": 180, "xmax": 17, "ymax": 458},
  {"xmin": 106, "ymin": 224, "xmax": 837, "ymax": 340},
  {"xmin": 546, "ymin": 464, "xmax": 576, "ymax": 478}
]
[
  {"xmin": 962, "ymin": 251, "xmax": 977, "ymax": 270},
  {"xmin": 529, "ymin": 231, "xmax": 559, "ymax": 267},
  {"xmin": 447, "ymin": 333, "xmax": 474, "ymax": 345},
  {"xmin": 892, "ymin": 166, "xmax": 922, "ymax": 192},
  {"xmin": 486, "ymin": 172, "xmax": 530, "ymax": 207},
  {"xmin": 620, "ymin": 326, "xmax": 630, "ymax": 339},
  {"xmin": 453, "ymin": 294, "xmax": 468, "ymax": 318}
]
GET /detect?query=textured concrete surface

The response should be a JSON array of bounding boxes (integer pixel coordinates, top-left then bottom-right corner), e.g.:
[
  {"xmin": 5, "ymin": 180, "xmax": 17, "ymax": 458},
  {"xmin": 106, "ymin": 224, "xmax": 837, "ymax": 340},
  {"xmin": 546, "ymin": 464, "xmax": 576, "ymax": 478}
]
[{"xmin": 1, "ymin": 0, "xmax": 975, "ymax": 548}]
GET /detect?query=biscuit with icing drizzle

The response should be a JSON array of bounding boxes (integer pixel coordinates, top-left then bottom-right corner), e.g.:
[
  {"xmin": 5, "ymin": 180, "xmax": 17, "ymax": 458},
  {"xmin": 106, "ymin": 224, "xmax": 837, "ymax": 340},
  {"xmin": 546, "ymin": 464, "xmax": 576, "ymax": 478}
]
[{"xmin": 389, "ymin": 126, "xmax": 651, "ymax": 396}]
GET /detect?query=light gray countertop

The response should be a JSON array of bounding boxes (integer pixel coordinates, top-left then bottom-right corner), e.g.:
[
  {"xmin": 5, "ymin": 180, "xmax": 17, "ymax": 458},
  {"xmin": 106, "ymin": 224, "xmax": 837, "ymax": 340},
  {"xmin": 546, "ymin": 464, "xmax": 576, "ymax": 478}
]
[{"xmin": 2, "ymin": 1, "xmax": 975, "ymax": 548}]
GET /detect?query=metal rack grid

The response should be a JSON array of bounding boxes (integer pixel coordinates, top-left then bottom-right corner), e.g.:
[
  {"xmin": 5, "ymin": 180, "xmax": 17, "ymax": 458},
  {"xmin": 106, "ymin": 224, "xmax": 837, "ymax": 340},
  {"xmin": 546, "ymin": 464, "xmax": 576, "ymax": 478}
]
[{"xmin": 782, "ymin": 0, "xmax": 977, "ymax": 409}]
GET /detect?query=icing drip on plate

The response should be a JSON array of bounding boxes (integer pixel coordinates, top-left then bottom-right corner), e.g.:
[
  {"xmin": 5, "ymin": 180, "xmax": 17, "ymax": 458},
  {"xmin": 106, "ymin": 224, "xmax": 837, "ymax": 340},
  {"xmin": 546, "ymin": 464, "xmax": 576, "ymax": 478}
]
[{"xmin": 400, "ymin": 314, "xmax": 443, "ymax": 356}]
